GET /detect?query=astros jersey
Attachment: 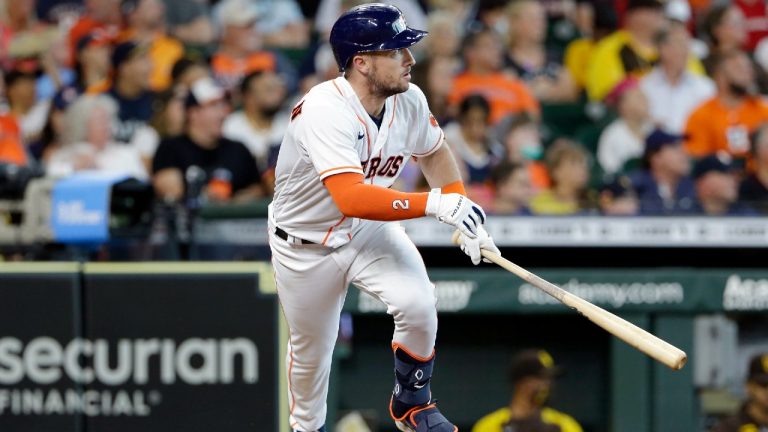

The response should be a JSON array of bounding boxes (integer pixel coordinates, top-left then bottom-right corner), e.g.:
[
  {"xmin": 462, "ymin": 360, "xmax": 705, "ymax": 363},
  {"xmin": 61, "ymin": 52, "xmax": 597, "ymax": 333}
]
[{"xmin": 270, "ymin": 77, "xmax": 444, "ymax": 248}]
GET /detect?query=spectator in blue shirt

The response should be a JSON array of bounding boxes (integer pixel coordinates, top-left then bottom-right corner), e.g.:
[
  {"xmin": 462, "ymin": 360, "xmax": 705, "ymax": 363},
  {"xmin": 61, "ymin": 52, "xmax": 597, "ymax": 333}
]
[
  {"xmin": 692, "ymin": 153, "xmax": 757, "ymax": 216},
  {"xmin": 630, "ymin": 128, "xmax": 697, "ymax": 215}
]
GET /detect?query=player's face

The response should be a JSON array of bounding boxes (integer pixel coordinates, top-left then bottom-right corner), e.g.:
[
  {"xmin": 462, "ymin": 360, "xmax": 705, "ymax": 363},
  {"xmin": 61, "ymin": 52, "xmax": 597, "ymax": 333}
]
[{"xmin": 365, "ymin": 48, "xmax": 416, "ymax": 97}]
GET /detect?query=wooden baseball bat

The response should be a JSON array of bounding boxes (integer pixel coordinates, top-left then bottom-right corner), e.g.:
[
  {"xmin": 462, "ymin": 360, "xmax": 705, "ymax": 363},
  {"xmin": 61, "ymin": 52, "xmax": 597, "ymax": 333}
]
[{"xmin": 452, "ymin": 231, "xmax": 687, "ymax": 370}]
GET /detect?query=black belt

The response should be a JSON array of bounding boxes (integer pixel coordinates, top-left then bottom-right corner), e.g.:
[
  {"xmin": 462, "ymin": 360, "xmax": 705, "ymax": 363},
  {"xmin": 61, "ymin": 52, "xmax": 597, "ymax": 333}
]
[{"xmin": 274, "ymin": 227, "xmax": 316, "ymax": 245}]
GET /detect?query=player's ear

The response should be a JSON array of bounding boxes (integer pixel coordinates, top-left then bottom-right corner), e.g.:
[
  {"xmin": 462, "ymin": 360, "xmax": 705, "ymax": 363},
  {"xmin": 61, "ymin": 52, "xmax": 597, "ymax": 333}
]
[{"xmin": 351, "ymin": 55, "xmax": 370, "ymax": 75}]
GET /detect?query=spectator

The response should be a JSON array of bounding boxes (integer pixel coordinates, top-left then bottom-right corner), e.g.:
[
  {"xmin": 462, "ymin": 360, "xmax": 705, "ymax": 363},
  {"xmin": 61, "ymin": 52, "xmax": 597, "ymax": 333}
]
[
  {"xmin": 597, "ymin": 78, "xmax": 653, "ymax": 174},
  {"xmin": 711, "ymin": 353, "xmax": 768, "ymax": 432},
  {"xmin": 504, "ymin": 0, "xmax": 578, "ymax": 103},
  {"xmin": 702, "ymin": 4, "xmax": 747, "ymax": 59},
  {"xmin": 444, "ymin": 94, "xmax": 502, "ymax": 186},
  {"xmin": 211, "ymin": 0, "xmax": 278, "ymax": 93},
  {"xmin": 222, "ymin": 70, "xmax": 289, "ymax": 173},
  {"xmin": 34, "ymin": 29, "xmax": 77, "ymax": 103},
  {"xmin": 598, "ymin": 174, "xmax": 639, "ymax": 215},
  {"xmin": 0, "ymin": 0, "xmax": 58, "ymax": 70},
  {"xmin": 449, "ymin": 27, "xmax": 539, "ymax": 124},
  {"xmin": 106, "ymin": 40, "xmax": 155, "ymax": 145},
  {"xmin": 701, "ymin": 4, "xmax": 768, "ymax": 92},
  {"xmin": 422, "ymin": 10, "xmax": 462, "ymax": 59},
  {"xmin": 530, "ymin": 139, "xmax": 593, "ymax": 215},
  {"xmin": 585, "ymin": 0, "xmax": 703, "ymax": 101},
  {"xmin": 170, "ymin": 56, "xmax": 210, "ymax": 90},
  {"xmin": 148, "ymin": 85, "xmax": 185, "ymax": 139},
  {"xmin": 684, "ymin": 50, "xmax": 768, "ymax": 162},
  {"xmin": 36, "ymin": 0, "xmax": 84, "ymax": 25},
  {"xmin": 734, "ymin": 0, "xmax": 768, "ymax": 53},
  {"xmin": 161, "ymin": 0, "xmax": 214, "ymax": 46},
  {"xmin": 251, "ymin": 0, "xmax": 309, "ymax": 49},
  {"xmin": 0, "ymin": 113, "xmax": 28, "ymax": 167},
  {"xmin": 640, "ymin": 21, "xmax": 715, "ymax": 134},
  {"xmin": 46, "ymin": 94, "xmax": 148, "ymax": 179},
  {"xmin": 739, "ymin": 124, "xmax": 768, "ymax": 213},
  {"xmin": 472, "ymin": 349, "xmax": 583, "ymax": 432},
  {"xmin": 70, "ymin": 31, "xmax": 112, "ymax": 94},
  {"xmin": 5, "ymin": 65, "xmax": 48, "ymax": 144},
  {"xmin": 691, "ymin": 152, "xmax": 755, "ymax": 215},
  {"xmin": 152, "ymin": 77, "xmax": 263, "ymax": 203},
  {"xmin": 490, "ymin": 161, "xmax": 534, "ymax": 215},
  {"xmin": 68, "ymin": 0, "xmax": 122, "ymax": 65},
  {"xmin": 120, "ymin": 0, "xmax": 184, "ymax": 92},
  {"xmin": 498, "ymin": 113, "xmax": 549, "ymax": 190},
  {"xmin": 410, "ymin": 55, "xmax": 459, "ymax": 125},
  {"xmin": 629, "ymin": 129, "xmax": 696, "ymax": 215},
  {"xmin": 29, "ymin": 86, "xmax": 76, "ymax": 161},
  {"xmin": 563, "ymin": 3, "xmax": 618, "ymax": 92}
]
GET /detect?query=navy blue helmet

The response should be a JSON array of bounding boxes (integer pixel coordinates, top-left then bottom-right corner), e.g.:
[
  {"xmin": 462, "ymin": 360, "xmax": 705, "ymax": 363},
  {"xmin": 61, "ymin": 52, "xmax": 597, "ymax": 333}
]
[{"xmin": 329, "ymin": 3, "xmax": 427, "ymax": 72}]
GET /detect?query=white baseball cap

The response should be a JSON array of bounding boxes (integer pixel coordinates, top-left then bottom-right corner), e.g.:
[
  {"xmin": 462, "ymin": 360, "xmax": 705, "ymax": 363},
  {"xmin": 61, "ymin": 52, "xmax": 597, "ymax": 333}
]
[
  {"xmin": 185, "ymin": 77, "xmax": 226, "ymax": 108},
  {"xmin": 218, "ymin": 0, "xmax": 259, "ymax": 27}
]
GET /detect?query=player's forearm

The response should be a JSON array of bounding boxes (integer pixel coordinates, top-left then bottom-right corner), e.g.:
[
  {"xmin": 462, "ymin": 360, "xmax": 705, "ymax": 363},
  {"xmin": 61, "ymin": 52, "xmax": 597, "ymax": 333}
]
[
  {"xmin": 419, "ymin": 144, "xmax": 464, "ymax": 189},
  {"xmin": 324, "ymin": 173, "xmax": 429, "ymax": 221}
]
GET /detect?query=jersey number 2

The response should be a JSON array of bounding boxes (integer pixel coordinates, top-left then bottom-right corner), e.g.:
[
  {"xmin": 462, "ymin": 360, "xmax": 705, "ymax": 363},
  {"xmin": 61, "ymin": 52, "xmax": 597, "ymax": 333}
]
[{"xmin": 392, "ymin": 199, "xmax": 410, "ymax": 210}]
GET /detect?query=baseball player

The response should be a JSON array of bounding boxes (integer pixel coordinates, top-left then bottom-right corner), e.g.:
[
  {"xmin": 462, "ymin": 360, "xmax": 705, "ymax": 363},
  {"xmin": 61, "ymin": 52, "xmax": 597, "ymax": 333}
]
[{"xmin": 268, "ymin": 4, "xmax": 500, "ymax": 432}]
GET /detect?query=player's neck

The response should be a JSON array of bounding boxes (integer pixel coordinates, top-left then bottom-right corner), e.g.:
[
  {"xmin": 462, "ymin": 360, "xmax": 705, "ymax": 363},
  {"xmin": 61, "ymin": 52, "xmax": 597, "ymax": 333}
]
[
  {"xmin": 508, "ymin": 394, "xmax": 538, "ymax": 419},
  {"xmin": 347, "ymin": 77, "xmax": 386, "ymax": 118}
]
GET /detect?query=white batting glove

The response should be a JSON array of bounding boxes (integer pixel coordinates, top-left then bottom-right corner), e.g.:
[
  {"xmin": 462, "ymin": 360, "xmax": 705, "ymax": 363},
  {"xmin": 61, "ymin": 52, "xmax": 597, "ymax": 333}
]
[
  {"xmin": 425, "ymin": 189, "xmax": 486, "ymax": 239},
  {"xmin": 458, "ymin": 226, "xmax": 501, "ymax": 265}
]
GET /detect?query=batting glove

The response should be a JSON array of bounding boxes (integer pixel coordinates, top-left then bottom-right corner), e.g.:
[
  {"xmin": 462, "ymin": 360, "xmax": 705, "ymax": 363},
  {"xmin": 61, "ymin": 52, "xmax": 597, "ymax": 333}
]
[
  {"xmin": 458, "ymin": 226, "xmax": 501, "ymax": 265},
  {"xmin": 425, "ymin": 189, "xmax": 486, "ymax": 239}
]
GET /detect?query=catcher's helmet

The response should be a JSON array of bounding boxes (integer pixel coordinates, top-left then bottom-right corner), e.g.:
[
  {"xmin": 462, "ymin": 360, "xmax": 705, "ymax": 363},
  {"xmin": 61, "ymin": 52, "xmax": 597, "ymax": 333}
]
[{"xmin": 330, "ymin": 3, "xmax": 427, "ymax": 72}]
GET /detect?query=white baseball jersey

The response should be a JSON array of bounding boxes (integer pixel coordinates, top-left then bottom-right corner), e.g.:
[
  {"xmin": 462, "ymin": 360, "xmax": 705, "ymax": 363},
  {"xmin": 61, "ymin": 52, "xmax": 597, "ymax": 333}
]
[{"xmin": 270, "ymin": 77, "xmax": 444, "ymax": 248}]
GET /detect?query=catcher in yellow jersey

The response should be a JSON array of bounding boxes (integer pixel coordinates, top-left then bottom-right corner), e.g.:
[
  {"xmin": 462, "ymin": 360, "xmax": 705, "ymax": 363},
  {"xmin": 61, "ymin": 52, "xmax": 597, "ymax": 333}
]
[{"xmin": 472, "ymin": 350, "xmax": 583, "ymax": 432}]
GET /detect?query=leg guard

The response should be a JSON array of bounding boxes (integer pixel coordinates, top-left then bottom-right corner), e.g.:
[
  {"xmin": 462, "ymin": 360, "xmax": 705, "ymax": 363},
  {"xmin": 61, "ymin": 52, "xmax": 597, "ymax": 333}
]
[
  {"xmin": 391, "ymin": 346, "xmax": 434, "ymax": 414},
  {"xmin": 389, "ymin": 346, "xmax": 457, "ymax": 432}
]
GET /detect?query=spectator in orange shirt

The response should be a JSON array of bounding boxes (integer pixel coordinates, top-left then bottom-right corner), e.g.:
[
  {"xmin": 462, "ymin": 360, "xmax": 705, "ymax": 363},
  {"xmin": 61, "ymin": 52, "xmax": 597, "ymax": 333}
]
[
  {"xmin": 68, "ymin": 0, "xmax": 122, "ymax": 66},
  {"xmin": 0, "ymin": 115, "xmax": 28, "ymax": 167},
  {"xmin": 211, "ymin": 0, "xmax": 276, "ymax": 94},
  {"xmin": 449, "ymin": 27, "xmax": 539, "ymax": 125},
  {"xmin": 120, "ymin": 0, "xmax": 183, "ymax": 92},
  {"xmin": 684, "ymin": 50, "xmax": 768, "ymax": 163}
]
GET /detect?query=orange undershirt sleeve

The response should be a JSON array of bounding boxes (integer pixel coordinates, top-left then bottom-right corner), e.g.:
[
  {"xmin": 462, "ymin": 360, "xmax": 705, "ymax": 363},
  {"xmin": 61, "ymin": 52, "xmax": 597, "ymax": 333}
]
[
  {"xmin": 323, "ymin": 172, "xmax": 429, "ymax": 221},
  {"xmin": 441, "ymin": 180, "xmax": 466, "ymax": 196}
]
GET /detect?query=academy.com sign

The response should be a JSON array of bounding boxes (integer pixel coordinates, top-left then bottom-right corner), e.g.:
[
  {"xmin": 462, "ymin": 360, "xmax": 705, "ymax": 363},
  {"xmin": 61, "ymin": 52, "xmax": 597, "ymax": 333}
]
[
  {"xmin": 519, "ymin": 279, "xmax": 685, "ymax": 308},
  {"xmin": 0, "ymin": 336, "xmax": 258, "ymax": 416},
  {"xmin": 723, "ymin": 274, "xmax": 768, "ymax": 310}
]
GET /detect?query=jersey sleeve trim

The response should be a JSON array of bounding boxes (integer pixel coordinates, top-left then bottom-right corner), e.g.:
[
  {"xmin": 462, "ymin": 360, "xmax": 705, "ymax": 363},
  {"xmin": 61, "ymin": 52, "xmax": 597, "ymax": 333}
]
[
  {"xmin": 318, "ymin": 165, "xmax": 365, "ymax": 180},
  {"xmin": 412, "ymin": 130, "xmax": 444, "ymax": 157}
]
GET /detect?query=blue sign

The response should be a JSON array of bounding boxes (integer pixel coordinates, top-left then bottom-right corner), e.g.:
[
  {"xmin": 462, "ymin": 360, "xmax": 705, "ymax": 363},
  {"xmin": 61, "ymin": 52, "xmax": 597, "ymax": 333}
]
[{"xmin": 51, "ymin": 172, "xmax": 131, "ymax": 243}]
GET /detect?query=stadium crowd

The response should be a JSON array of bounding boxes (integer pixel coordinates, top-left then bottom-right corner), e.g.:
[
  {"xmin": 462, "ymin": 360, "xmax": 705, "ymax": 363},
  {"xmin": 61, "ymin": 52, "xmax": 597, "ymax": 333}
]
[{"xmin": 2, "ymin": 0, "xmax": 768, "ymax": 216}]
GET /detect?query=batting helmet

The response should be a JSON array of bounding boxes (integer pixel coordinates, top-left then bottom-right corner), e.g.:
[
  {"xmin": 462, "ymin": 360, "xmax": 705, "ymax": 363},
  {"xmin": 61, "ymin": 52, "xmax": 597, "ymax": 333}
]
[{"xmin": 329, "ymin": 3, "xmax": 427, "ymax": 72}]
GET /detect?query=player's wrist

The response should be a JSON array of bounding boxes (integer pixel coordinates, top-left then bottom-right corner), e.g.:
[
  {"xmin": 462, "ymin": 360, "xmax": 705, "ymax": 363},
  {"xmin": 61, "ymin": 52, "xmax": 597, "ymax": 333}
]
[
  {"xmin": 441, "ymin": 180, "xmax": 466, "ymax": 196},
  {"xmin": 424, "ymin": 188, "xmax": 442, "ymax": 217}
]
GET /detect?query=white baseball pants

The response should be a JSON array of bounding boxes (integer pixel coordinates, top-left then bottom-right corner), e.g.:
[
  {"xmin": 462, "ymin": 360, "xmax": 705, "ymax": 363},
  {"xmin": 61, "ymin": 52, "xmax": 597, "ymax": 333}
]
[{"xmin": 269, "ymin": 219, "xmax": 438, "ymax": 432}]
